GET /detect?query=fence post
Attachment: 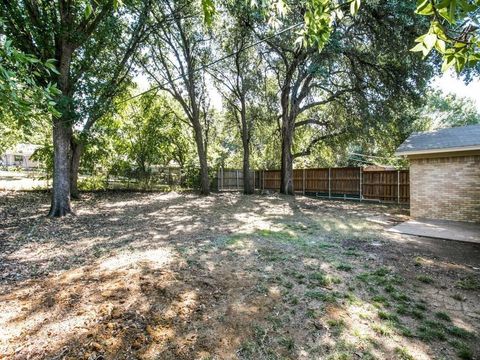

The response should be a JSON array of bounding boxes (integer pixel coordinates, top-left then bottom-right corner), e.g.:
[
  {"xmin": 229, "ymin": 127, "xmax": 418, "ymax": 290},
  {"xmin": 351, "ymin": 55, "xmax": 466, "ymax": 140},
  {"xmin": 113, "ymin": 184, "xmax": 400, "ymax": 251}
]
[
  {"xmin": 328, "ymin": 168, "xmax": 331, "ymax": 199},
  {"xmin": 359, "ymin": 167, "xmax": 363, "ymax": 201},
  {"xmin": 221, "ymin": 167, "xmax": 224, "ymax": 191},
  {"xmin": 262, "ymin": 170, "xmax": 265, "ymax": 190},
  {"xmin": 397, "ymin": 170, "xmax": 400, "ymax": 204},
  {"xmin": 303, "ymin": 168, "xmax": 306, "ymax": 195},
  {"xmin": 236, "ymin": 170, "xmax": 239, "ymax": 190}
]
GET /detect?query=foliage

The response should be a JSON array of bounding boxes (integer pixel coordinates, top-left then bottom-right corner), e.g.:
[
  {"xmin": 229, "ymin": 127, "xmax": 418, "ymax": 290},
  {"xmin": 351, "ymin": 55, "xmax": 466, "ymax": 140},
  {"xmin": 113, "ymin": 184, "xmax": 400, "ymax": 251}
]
[
  {"xmin": 203, "ymin": 0, "xmax": 361, "ymax": 48},
  {"xmin": 78, "ymin": 175, "xmax": 108, "ymax": 191},
  {"xmin": 251, "ymin": 0, "xmax": 435, "ymax": 182},
  {"xmin": 83, "ymin": 92, "xmax": 196, "ymax": 188},
  {"xmin": 412, "ymin": 0, "xmax": 480, "ymax": 72},
  {"xmin": 0, "ymin": 29, "xmax": 59, "ymax": 152},
  {"xmin": 1, "ymin": 0, "xmax": 470, "ymax": 199},
  {"xmin": 30, "ymin": 142, "xmax": 54, "ymax": 178},
  {"xmin": 419, "ymin": 90, "xmax": 480, "ymax": 128}
]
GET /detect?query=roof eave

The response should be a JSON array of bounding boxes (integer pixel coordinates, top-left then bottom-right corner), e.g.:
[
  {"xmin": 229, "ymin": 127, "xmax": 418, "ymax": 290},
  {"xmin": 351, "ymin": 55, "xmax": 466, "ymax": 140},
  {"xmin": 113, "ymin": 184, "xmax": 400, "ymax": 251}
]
[{"xmin": 395, "ymin": 144, "xmax": 480, "ymax": 157}]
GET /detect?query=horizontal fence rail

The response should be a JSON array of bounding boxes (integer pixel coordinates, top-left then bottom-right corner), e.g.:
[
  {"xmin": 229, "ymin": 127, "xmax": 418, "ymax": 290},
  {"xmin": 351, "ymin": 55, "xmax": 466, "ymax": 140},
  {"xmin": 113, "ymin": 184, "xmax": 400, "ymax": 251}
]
[{"xmin": 216, "ymin": 167, "xmax": 409, "ymax": 204}]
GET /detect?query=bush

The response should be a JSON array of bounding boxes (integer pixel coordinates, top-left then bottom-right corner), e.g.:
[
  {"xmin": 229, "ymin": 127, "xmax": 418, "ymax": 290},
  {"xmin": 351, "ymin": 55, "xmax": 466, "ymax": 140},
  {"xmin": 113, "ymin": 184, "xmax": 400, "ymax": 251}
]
[{"xmin": 78, "ymin": 175, "xmax": 108, "ymax": 191}]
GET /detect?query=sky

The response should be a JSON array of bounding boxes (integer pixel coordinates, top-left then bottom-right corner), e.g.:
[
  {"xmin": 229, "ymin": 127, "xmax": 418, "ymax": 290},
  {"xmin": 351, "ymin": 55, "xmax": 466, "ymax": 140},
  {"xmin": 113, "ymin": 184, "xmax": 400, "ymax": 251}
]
[{"xmin": 432, "ymin": 71, "xmax": 480, "ymax": 110}]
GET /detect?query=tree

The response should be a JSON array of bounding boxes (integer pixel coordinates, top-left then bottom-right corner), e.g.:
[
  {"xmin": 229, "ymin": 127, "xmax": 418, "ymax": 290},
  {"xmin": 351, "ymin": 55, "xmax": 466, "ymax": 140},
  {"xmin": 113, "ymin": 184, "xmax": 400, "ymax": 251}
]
[
  {"xmin": 209, "ymin": 3, "xmax": 263, "ymax": 194},
  {"xmin": 260, "ymin": 1, "xmax": 434, "ymax": 194},
  {"xmin": 201, "ymin": 0, "xmax": 479, "ymax": 73},
  {"xmin": 68, "ymin": 0, "xmax": 153, "ymax": 198},
  {"xmin": 117, "ymin": 93, "xmax": 188, "ymax": 186},
  {"xmin": 0, "ymin": 0, "xmax": 153, "ymax": 216},
  {"xmin": 1, "ymin": 1, "xmax": 112, "ymax": 215},
  {"xmin": 143, "ymin": 0, "xmax": 212, "ymax": 195},
  {"xmin": 420, "ymin": 90, "xmax": 480, "ymax": 128}
]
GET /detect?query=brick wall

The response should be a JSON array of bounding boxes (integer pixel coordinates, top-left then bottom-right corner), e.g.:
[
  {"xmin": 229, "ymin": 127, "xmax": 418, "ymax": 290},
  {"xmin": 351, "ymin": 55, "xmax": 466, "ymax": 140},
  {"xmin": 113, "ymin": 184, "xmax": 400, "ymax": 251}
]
[{"xmin": 410, "ymin": 155, "xmax": 480, "ymax": 223}]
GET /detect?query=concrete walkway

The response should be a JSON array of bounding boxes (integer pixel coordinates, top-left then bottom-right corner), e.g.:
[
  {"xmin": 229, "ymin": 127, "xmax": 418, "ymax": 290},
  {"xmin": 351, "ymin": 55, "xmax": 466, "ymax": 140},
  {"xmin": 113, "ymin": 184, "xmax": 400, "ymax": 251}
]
[{"xmin": 389, "ymin": 219, "xmax": 480, "ymax": 244}]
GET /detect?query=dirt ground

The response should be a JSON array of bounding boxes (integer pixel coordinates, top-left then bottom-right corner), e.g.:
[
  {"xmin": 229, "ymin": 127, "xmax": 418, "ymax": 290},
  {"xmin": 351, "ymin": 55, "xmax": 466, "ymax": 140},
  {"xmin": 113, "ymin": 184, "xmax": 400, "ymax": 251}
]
[
  {"xmin": 0, "ymin": 171, "xmax": 49, "ymax": 191},
  {"xmin": 0, "ymin": 191, "xmax": 479, "ymax": 360}
]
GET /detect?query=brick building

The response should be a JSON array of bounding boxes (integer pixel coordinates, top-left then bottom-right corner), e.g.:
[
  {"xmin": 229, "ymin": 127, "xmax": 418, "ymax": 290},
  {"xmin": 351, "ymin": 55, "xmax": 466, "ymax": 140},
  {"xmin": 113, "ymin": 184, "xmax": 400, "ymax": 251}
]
[{"xmin": 395, "ymin": 125, "xmax": 480, "ymax": 223}]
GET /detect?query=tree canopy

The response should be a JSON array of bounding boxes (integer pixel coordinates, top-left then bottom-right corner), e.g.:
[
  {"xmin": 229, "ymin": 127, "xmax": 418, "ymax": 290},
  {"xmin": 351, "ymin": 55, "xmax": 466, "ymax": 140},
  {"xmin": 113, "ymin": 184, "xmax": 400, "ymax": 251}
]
[{"xmin": 1, "ymin": 0, "xmax": 478, "ymax": 215}]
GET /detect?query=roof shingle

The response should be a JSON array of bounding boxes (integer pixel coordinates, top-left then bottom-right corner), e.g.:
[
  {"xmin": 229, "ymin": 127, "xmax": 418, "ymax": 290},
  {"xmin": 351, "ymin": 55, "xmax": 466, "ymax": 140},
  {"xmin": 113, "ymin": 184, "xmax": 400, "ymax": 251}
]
[{"xmin": 395, "ymin": 125, "xmax": 480, "ymax": 155}]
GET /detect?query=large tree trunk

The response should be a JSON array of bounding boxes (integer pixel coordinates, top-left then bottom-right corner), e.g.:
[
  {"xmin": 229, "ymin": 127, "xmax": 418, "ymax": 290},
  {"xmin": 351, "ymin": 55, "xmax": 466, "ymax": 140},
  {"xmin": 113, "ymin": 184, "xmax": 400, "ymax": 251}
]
[
  {"xmin": 242, "ymin": 135, "xmax": 253, "ymax": 195},
  {"xmin": 192, "ymin": 121, "xmax": 210, "ymax": 195},
  {"xmin": 49, "ymin": 118, "xmax": 73, "ymax": 217},
  {"xmin": 197, "ymin": 144, "xmax": 210, "ymax": 195},
  {"xmin": 49, "ymin": 42, "xmax": 74, "ymax": 216},
  {"xmin": 70, "ymin": 140, "xmax": 83, "ymax": 199},
  {"xmin": 280, "ymin": 119, "xmax": 294, "ymax": 195}
]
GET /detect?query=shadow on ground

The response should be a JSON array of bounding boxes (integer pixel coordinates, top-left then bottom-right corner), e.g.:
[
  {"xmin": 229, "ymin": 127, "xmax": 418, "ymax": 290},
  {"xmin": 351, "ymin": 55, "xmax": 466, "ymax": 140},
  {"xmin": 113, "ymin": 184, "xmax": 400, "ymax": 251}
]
[{"xmin": 0, "ymin": 191, "xmax": 479, "ymax": 359}]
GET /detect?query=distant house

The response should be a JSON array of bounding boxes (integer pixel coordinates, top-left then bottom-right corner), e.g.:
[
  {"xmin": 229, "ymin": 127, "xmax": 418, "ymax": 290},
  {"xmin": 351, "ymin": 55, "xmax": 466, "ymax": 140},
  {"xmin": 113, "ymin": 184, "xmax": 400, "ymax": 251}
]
[
  {"xmin": 1, "ymin": 143, "xmax": 41, "ymax": 170},
  {"xmin": 395, "ymin": 125, "xmax": 480, "ymax": 223}
]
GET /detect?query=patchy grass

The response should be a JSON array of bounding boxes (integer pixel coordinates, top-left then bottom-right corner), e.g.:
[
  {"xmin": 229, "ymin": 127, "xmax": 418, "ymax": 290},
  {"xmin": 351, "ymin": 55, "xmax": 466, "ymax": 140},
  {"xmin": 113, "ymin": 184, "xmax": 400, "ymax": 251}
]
[
  {"xmin": 308, "ymin": 272, "xmax": 341, "ymax": 287},
  {"xmin": 457, "ymin": 276, "xmax": 480, "ymax": 290},
  {"xmin": 305, "ymin": 290, "xmax": 339, "ymax": 303},
  {"xmin": 326, "ymin": 318, "xmax": 347, "ymax": 336},
  {"xmin": 372, "ymin": 323, "xmax": 393, "ymax": 337},
  {"xmin": 450, "ymin": 340, "xmax": 474, "ymax": 360},
  {"xmin": 417, "ymin": 320, "xmax": 447, "ymax": 342},
  {"xmin": 395, "ymin": 346, "xmax": 415, "ymax": 360},
  {"xmin": 416, "ymin": 274, "xmax": 434, "ymax": 284},
  {"xmin": 0, "ymin": 192, "xmax": 478, "ymax": 359},
  {"xmin": 435, "ymin": 311, "xmax": 451, "ymax": 322},
  {"xmin": 335, "ymin": 263, "xmax": 353, "ymax": 272},
  {"xmin": 378, "ymin": 310, "xmax": 399, "ymax": 322}
]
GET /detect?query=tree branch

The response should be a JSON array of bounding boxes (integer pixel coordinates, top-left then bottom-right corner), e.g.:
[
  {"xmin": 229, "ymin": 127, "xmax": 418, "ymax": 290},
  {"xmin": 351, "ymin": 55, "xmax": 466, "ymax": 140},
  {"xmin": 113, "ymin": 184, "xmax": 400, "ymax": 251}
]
[{"xmin": 292, "ymin": 130, "xmax": 345, "ymax": 159}]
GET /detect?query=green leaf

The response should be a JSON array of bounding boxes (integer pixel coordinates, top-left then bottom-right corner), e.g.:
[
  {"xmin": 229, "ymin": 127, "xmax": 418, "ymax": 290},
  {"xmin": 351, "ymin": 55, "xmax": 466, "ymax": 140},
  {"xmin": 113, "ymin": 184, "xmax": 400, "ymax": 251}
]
[
  {"xmin": 458, "ymin": 0, "xmax": 477, "ymax": 11},
  {"xmin": 416, "ymin": 0, "xmax": 434, "ymax": 15},
  {"xmin": 448, "ymin": 0, "xmax": 457, "ymax": 23},
  {"xmin": 455, "ymin": 55, "xmax": 465, "ymax": 72},
  {"xmin": 335, "ymin": 9, "xmax": 344, "ymax": 20},
  {"xmin": 350, "ymin": 0, "xmax": 361, "ymax": 15},
  {"xmin": 423, "ymin": 33, "xmax": 437, "ymax": 50},
  {"xmin": 85, "ymin": 3, "xmax": 93, "ymax": 18},
  {"xmin": 441, "ymin": 55, "xmax": 455, "ymax": 72},
  {"xmin": 201, "ymin": 0, "xmax": 216, "ymax": 26},
  {"xmin": 410, "ymin": 43, "xmax": 426, "ymax": 52},
  {"xmin": 113, "ymin": 0, "xmax": 123, "ymax": 9},
  {"xmin": 45, "ymin": 61, "xmax": 60, "ymax": 75},
  {"xmin": 435, "ymin": 39, "xmax": 446, "ymax": 53},
  {"xmin": 436, "ymin": 0, "xmax": 451, "ymax": 9}
]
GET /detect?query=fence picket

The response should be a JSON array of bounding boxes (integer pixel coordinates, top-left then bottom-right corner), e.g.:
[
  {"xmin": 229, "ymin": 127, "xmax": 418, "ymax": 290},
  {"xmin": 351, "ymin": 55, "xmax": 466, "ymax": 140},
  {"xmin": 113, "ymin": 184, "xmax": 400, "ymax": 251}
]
[{"xmin": 216, "ymin": 167, "xmax": 409, "ymax": 203}]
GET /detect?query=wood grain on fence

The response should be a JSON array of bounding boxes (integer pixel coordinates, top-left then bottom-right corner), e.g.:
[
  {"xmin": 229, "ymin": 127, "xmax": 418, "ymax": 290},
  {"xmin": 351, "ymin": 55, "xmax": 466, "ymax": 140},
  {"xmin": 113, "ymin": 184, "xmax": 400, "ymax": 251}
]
[
  {"xmin": 330, "ymin": 167, "xmax": 360, "ymax": 196},
  {"xmin": 362, "ymin": 170, "xmax": 409, "ymax": 203},
  {"xmin": 217, "ymin": 169, "xmax": 257, "ymax": 190},
  {"xmin": 305, "ymin": 168, "xmax": 329, "ymax": 193},
  {"xmin": 221, "ymin": 167, "xmax": 410, "ymax": 203}
]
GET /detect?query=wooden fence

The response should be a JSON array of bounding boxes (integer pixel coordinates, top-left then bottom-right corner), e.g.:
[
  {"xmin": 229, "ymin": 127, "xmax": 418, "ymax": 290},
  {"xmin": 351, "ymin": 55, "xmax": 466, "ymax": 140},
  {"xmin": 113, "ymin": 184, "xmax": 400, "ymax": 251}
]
[
  {"xmin": 216, "ymin": 167, "xmax": 409, "ymax": 203},
  {"xmin": 216, "ymin": 168, "xmax": 255, "ymax": 191}
]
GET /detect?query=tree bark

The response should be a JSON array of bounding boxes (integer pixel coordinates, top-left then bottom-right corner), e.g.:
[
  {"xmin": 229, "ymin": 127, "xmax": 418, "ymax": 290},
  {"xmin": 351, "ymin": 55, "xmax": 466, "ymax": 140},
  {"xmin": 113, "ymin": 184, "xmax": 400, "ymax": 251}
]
[
  {"xmin": 70, "ymin": 140, "xmax": 83, "ymax": 199},
  {"xmin": 49, "ymin": 117, "xmax": 73, "ymax": 217},
  {"xmin": 49, "ymin": 40, "xmax": 74, "ymax": 217},
  {"xmin": 242, "ymin": 145, "xmax": 253, "ymax": 194},
  {"xmin": 280, "ymin": 116, "xmax": 294, "ymax": 195},
  {"xmin": 279, "ymin": 66, "xmax": 295, "ymax": 195},
  {"xmin": 192, "ymin": 121, "xmax": 210, "ymax": 195},
  {"xmin": 242, "ymin": 132, "xmax": 253, "ymax": 195}
]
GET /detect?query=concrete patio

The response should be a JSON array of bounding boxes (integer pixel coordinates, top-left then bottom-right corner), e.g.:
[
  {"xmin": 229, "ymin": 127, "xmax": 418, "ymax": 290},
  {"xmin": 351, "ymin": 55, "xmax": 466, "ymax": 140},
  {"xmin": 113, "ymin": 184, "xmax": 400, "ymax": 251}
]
[{"xmin": 389, "ymin": 218, "xmax": 480, "ymax": 244}]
